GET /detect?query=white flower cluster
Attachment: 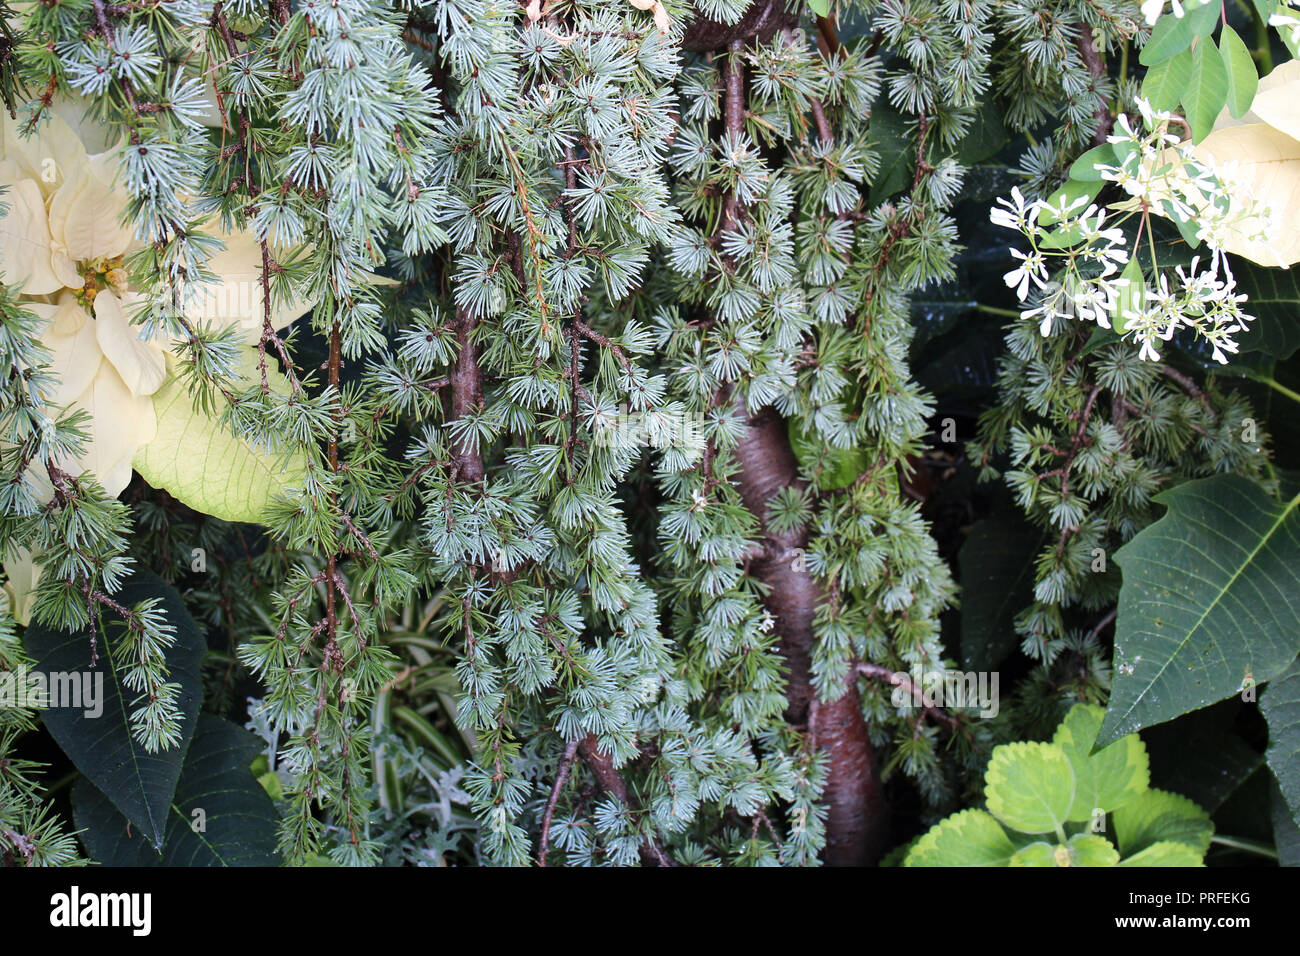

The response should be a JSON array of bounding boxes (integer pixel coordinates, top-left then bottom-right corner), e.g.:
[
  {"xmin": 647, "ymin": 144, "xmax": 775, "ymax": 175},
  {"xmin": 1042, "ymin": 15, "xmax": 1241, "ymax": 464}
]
[{"xmin": 989, "ymin": 100, "xmax": 1274, "ymax": 365}]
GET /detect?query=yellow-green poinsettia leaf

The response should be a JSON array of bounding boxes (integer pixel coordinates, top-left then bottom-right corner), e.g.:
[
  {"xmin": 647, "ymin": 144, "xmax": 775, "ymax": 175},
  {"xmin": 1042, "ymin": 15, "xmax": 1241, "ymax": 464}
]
[{"xmin": 132, "ymin": 351, "xmax": 307, "ymax": 524}]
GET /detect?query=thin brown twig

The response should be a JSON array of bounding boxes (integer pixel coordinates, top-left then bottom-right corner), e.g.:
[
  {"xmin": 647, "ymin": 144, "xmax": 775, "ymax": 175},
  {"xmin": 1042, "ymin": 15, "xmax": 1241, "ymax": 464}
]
[{"xmin": 537, "ymin": 738, "xmax": 580, "ymax": 866}]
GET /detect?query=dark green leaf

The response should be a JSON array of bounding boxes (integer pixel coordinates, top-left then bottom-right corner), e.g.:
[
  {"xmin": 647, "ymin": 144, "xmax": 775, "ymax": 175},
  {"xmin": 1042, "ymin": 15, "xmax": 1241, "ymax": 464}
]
[
  {"xmin": 1100, "ymin": 476, "xmax": 1300, "ymax": 745},
  {"xmin": 26, "ymin": 570, "xmax": 205, "ymax": 849},
  {"xmin": 1143, "ymin": 703, "xmax": 1264, "ymax": 812},
  {"xmin": 1262, "ymin": 657, "xmax": 1300, "ymax": 825},
  {"xmin": 1228, "ymin": 256, "xmax": 1300, "ymax": 360},
  {"xmin": 958, "ymin": 511, "xmax": 1045, "ymax": 670},
  {"xmin": 955, "ymin": 103, "xmax": 1009, "ymax": 165},
  {"xmin": 73, "ymin": 714, "xmax": 281, "ymax": 866},
  {"xmin": 1272, "ymin": 782, "xmax": 1300, "ymax": 865},
  {"xmin": 867, "ymin": 105, "xmax": 912, "ymax": 204}
]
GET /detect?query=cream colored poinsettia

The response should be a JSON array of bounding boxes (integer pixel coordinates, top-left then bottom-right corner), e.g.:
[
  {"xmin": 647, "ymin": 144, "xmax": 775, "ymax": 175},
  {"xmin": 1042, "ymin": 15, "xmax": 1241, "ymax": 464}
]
[
  {"xmin": 0, "ymin": 105, "xmax": 309, "ymax": 497},
  {"xmin": 0, "ymin": 105, "xmax": 312, "ymax": 625}
]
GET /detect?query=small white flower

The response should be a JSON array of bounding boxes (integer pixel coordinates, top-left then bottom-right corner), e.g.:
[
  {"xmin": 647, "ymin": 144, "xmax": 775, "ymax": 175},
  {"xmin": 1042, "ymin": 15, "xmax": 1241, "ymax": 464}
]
[
  {"xmin": 1003, "ymin": 248, "xmax": 1048, "ymax": 300},
  {"xmin": 990, "ymin": 186, "xmax": 1035, "ymax": 232},
  {"xmin": 1022, "ymin": 302, "xmax": 1059, "ymax": 337}
]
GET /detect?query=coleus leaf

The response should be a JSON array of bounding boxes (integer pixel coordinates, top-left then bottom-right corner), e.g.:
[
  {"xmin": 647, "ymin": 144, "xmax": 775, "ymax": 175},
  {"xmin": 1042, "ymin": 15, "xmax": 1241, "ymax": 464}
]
[
  {"xmin": 903, "ymin": 809, "xmax": 1019, "ymax": 866},
  {"xmin": 984, "ymin": 741, "xmax": 1075, "ymax": 834},
  {"xmin": 1052, "ymin": 704, "xmax": 1149, "ymax": 821}
]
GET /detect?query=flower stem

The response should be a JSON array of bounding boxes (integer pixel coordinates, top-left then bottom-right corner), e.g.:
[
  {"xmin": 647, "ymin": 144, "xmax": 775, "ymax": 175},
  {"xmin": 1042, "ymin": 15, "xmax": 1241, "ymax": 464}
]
[
  {"xmin": 1254, "ymin": 374, "xmax": 1300, "ymax": 407},
  {"xmin": 975, "ymin": 304, "xmax": 1022, "ymax": 319}
]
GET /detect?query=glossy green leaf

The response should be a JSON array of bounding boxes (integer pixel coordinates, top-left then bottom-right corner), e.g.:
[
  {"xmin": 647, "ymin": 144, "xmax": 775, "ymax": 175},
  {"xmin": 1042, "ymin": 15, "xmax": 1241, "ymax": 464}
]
[
  {"xmin": 72, "ymin": 714, "xmax": 281, "ymax": 866},
  {"xmin": 25, "ymin": 570, "xmax": 205, "ymax": 849},
  {"xmin": 1100, "ymin": 475, "xmax": 1300, "ymax": 745}
]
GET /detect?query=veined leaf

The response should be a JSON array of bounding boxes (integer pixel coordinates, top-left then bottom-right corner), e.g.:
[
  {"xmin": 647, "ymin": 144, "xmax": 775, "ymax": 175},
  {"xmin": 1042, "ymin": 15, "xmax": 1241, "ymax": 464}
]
[
  {"xmin": 1113, "ymin": 787, "xmax": 1214, "ymax": 857},
  {"xmin": 72, "ymin": 714, "xmax": 281, "ymax": 866},
  {"xmin": 1272, "ymin": 783, "xmax": 1300, "ymax": 866},
  {"xmin": 1186, "ymin": 0, "xmax": 1222, "ymax": 37},
  {"xmin": 904, "ymin": 809, "xmax": 1018, "ymax": 866},
  {"xmin": 1100, "ymin": 475, "xmax": 1300, "ymax": 745},
  {"xmin": 1183, "ymin": 39, "xmax": 1229, "ymax": 144},
  {"xmin": 1053, "ymin": 704, "xmax": 1149, "ymax": 820},
  {"xmin": 1219, "ymin": 26, "xmax": 1259, "ymax": 119},
  {"xmin": 133, "ymin": 351, "xmax": 308, "ymax": 524},
  {"xmin": 1142, "ymin": 48, "xmax": 1194, "ymax": 113},
  {"xmin": 1117, "ymin": 841, "xmax": 1206, "ymax": 865},
  {"xmin": 25, "ymin": 570, "xmax": 205, "ymax": 850},
  {"xmin": 1261, "ymin": 657, "xmax": 1300, "ymax": 825},
  {"xmin": 985, "ymin": 741, "xmax": 1075, "ymax": 833},
  {"xmin": 1065, "ymin": 834, "xmax": 1121, "ymax": 866},
  {"xmin": 1140, "ymin": 13, "xmax": 1195, "ymax": 66}
]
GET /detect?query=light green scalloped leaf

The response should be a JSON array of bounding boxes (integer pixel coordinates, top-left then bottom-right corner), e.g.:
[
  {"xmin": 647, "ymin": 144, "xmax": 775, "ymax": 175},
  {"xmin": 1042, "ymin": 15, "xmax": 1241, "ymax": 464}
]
[
  {"xmin": 133, "ymin": 351, "xmax": 306, "ymax": 524},
  {"xmin": 1067, "ymin": 833, "xmax": 1122, "ymax": 867},
  {"xmin": 1009, "ymin": 834, "xmax": 1119, "ymax": 867},
  {"xmin": 985, "ymin": 741, "xmax": 1075, "ymax": 834},
  {"xmin": 1053, "ymin": 704, "xmax": 1149, "ymax": 821},
  {"xmin": 1008, "ymin": 841, "xmax": 1056, "ymax": 867},
  {"xmin": 903, "ymin": 809, "xmax": 1018, "ymax": 866},
  {"xmin": 1113, "ymin": 787, "xmax": 1213, "ymax": 858}
]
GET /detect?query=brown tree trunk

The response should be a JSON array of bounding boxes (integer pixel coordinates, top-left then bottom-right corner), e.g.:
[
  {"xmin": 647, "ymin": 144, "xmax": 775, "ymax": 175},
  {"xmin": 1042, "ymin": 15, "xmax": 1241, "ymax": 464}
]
[{"xmin": 731, "ymin": 405, "xmax": 888, "ymax": 865}]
